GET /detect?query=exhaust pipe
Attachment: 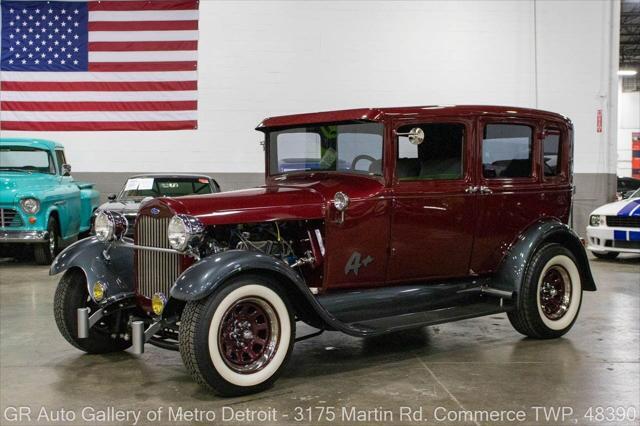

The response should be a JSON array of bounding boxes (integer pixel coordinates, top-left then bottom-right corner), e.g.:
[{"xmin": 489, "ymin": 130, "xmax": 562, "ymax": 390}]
[
  {"xmin": 132, "ymin": 321, "xmax": 145, "ymax": 355},
  {"xmin": 77, "ymin": 308, "xmax": 90, "ymax": 339}
]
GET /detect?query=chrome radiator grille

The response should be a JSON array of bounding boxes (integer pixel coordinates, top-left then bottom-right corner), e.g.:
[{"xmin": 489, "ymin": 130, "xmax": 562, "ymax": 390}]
[
  {"xmin": 136, "ymin": 215, "xmax": 180, "ymax": 298},
  {"xmin": 0, "ymin": 209, "xmax": 23, "ymax": 228}
]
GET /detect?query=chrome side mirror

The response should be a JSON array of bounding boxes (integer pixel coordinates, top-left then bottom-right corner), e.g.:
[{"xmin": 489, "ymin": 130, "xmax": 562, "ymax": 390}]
[
  {"xmin": 333, "ymin": 192, "xmax": 350, "ymax": 224},
  {"xmin": 397, "ymin": 127, "xmax": 425, "ymax": 145},
  {"xmin": 107, "ymin": 193, "xmax": 117, "ymax": 201},
  {"xmin": 62, "ymin": 164, "xmax": 72, "ymax": 176}
]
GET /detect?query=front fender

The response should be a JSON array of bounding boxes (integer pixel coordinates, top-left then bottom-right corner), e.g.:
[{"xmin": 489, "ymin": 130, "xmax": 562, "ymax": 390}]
[
  {"xmin": 170, "ymin": 250, "xmax": 306, "ymax": 301},
  {"xmin": 170, "ymin": 250, "xmax": 371, "ymax": 336},
  {"xmin": 493, "ymin": 219, "xmax": 597, "ymax": 306},
  {"xmin": 50, "ymin": 237, "xmax": 135, "ymax": 302}
]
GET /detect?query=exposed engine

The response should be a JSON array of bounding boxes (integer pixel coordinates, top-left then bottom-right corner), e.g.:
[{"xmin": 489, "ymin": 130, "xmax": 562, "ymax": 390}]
[{"xmin": 200, "ymin": 220, "xmax": 324, "ymax": 271}]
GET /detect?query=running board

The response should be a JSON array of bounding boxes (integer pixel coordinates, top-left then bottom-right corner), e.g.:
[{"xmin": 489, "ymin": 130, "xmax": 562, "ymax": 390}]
[{"xmin": 347, "ymin": 301, "xmax": 510, "ymax": 335}]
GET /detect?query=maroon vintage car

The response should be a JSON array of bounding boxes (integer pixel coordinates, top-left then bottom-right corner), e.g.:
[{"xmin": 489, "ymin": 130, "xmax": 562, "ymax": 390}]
[{"xmin": 51, "ymin": 105, "xmax": 595, "ymax": 396}]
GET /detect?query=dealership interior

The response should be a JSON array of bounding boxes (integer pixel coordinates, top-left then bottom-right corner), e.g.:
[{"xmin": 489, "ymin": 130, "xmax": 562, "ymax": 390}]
[{"xmin": 1, "ymin": 1, "xmax": 639, "ymax": 425}]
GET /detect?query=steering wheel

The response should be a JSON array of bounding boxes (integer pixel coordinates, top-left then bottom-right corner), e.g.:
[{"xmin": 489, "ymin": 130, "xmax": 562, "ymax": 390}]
[{"xmin": 351, "ymin": 154, "xmax": 377, "ymax": 171}]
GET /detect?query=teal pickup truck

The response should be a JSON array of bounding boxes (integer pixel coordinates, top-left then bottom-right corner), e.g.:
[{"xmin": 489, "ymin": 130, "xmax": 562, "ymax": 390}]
[{"xmin": 0, "ymin": 139, "xmax": 100, "ymax": 264}]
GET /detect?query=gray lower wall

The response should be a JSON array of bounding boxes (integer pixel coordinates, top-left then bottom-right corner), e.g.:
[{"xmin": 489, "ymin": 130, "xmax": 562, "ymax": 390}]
[
  {"xmin": 73, "ymin": 171, "xmax": 615, "ymax": 238},
  {"xmin": 572, "ymin": 173, "xmax": 617, "ymax": 237}
]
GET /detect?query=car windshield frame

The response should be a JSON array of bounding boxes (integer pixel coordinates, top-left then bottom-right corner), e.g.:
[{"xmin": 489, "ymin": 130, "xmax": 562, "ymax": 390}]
[
  {"xmin": 117, "ymin": 177, "xmax": 213, "ymax": 201},
  {"xmin": 0, "ymin": 146, "xmax": 55, "ymax": 174},
  {"xmin": 629, "ymin": 188, "xmax": 640, "ymax": 199},
  {"xmin": 266, "ymin": 121, "xmax": 385, "ymax": 177}
]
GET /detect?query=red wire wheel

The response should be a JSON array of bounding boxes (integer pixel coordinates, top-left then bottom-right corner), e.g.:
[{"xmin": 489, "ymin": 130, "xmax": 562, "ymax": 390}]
[
  {"xmin": 218, "ymin": 297, "xmax": 280, "ymax": 374},
  {"xmin": 539, "ymin": 265, "xmax": 572, "ymax": 320}
]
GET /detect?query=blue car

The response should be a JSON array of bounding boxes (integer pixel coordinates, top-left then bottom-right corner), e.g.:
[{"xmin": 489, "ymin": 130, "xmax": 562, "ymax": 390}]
[{"xmin": 0, "ymin": 138, "xmax": 100, "ymax": 264}]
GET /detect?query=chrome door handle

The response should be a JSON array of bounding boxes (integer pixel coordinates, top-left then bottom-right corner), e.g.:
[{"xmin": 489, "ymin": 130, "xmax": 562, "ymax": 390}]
[
  {"xmin": 479, "ymin": 186, "xmax": 493, "ymax": 194},
  {"xmin": 465, "ymin": 186, "xmax": 479, "ymax": 194}
]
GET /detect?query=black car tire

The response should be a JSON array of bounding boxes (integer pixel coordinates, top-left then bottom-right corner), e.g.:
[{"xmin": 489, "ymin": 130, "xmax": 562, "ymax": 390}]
[
  {"xmin": 592, "ymin": 251, "xmax": 619, "ymax": 260},
  {"xmin": 179, "ymin": 274, "xmax": 295, "ymax": 396},
  {"xmin": 34, "ymin": 216, "xmax": 59, "ymax": 265},
  {"xmin": 54, "ymin": 269, "xmax": 131, "ymax": 353},
  {"xmin": 508, "ymin": 243, "xmax": 583, "ymax": 339}
]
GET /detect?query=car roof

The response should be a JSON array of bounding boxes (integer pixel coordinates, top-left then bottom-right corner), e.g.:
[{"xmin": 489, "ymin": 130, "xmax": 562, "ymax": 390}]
[
  {"xmin": 257, "ymin": 105, "xmax": 571, "ymax": 129},
  {"xmin": 128, "ymin": 173, "xmax": 212, "ymax": 180},
  {"xmin": 0, "ymin": 138, "xmax": 63, "ymax": 150}
]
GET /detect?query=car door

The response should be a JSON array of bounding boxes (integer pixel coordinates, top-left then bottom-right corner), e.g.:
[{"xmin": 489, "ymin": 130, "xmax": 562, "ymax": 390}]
[
  {"xmin": 470, "ymin": 117, "xmax": 544, "ymax": 274},
  {"xmin": 387, "ymin": 118, "xmax": 478, "ymax": 282}
]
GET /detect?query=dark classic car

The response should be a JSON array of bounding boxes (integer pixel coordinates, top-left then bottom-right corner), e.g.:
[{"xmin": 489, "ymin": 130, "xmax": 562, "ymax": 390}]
[
  {"xmin": 51, "ymin": 105, "xmax": 596, "ymax": 396},
  {"xmin": 94, "ymin": 174, "xmax": 220, "ymax": 236}
]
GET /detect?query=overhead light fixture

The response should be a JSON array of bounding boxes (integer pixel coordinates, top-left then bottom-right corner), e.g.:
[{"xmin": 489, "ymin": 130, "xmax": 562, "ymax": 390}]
[{"xmin": 618, "ymin": 69, "xmax": 637, "ymax": 76}]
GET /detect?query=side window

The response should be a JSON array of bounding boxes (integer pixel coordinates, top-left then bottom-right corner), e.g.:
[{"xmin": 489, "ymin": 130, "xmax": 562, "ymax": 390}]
[
  {"xmin": 543, "ymin": 128, "xmax": 562, "ymax": 177},
  {"xmin": 55, "ymin": 150, "xmax": 67, "ymax": 174},
  {"xmin": 482, "ymin": 124, "xmax": 533, "ymax": 178},
  {"xmin": 396, "ymin": 123, "xmax": 464, "ymax": 180}
]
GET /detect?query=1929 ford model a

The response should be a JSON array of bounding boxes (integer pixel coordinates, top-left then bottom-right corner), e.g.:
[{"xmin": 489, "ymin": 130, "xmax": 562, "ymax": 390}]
[{"xmin": 51, "ymin": 105, "xmax": 596, "ymax": 396}]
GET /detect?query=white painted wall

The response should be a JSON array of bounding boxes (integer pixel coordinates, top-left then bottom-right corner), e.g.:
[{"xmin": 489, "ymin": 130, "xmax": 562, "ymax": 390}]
[
  {"xmin": 617, "ymin": 87, "xmax": 640, "ymax": 177},
  {"xmin": 1, "ymin": 0, "xmax": 619, "ymax": 176}
]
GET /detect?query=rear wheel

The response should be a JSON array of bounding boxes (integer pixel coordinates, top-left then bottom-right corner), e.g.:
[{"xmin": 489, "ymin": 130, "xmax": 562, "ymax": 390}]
[
  {"xmin": 508, "ymin": 244, "xmax": 583, "ymax": 339},
  {"xmin": 179, "ymin": 274, "xmax": 295, "ymax": 396},
  {"xmin": 592, "ymin": 251, "xmax": 619, "ymax": 260},
  {"xmin": 54, "ymin": 269, "xmax": 131, "ymax": 353},
  {"xmin": 34, "ymin": 217, "xmax": 59, "ymax": 265}
]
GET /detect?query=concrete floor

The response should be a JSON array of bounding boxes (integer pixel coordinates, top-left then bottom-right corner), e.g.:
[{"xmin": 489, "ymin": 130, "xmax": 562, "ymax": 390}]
[{"xmin": 0, "ymin": 255, "xmax": 638, "ymax": 426}]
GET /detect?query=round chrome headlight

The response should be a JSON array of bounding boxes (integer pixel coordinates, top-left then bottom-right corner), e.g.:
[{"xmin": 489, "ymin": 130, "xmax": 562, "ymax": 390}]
[
  {"xmin": 20, "ymin": 198, "xmax": 40, "ymax": 214},
  {"xmin": 333, "ymin": 192, "xmax": 350, "ymax": 212},
  {"xmin": 168, "ymin": 214, "xmax": 204, "ymax": 251},
  {"xmin": 94, "ymin": 211, "xmax": 128, "ymax": 242}
]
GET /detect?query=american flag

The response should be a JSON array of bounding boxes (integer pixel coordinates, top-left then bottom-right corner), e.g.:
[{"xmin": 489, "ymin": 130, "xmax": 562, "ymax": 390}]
[{"xmin": 0, "ymin": 0, "xmax": 198, "ymax": 131}]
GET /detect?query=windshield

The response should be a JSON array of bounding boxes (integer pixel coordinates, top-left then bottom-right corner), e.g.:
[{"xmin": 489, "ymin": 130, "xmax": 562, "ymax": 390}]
[
  {"xmin": 0, "ymin": 146, "xmax": 55, "ymax": 174},
  {"xmin": 119, "ymin": 177, "xmax": 213, "ymax": 200},
  {"xmin": 268, "ymin": 122, "xmax": 384, "ymax": 176},
  {"xmin": 630, "ymin": 188, "xmax": 640, "ymax": 199}
]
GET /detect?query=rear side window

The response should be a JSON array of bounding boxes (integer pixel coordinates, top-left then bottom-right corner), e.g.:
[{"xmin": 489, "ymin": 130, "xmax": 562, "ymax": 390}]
[
  {"xmin": 543, "ymin": 129, "xmax": 562, "ymax": 177},
  {"xmin": 482, "ymin": 124, "xmax": 533, "ymax": 178}
]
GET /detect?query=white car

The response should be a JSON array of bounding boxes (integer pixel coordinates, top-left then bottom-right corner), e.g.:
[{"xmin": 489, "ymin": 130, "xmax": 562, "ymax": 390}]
[{"xmin": 586, "ymin": 188, "xmax": 640, "ymax": 259}]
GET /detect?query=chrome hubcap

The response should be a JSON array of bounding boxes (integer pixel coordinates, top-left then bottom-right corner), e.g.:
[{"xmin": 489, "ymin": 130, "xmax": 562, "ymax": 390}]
[{"xmin": 49, "ymin": 230, "xmax": 56, "ymax": 254}]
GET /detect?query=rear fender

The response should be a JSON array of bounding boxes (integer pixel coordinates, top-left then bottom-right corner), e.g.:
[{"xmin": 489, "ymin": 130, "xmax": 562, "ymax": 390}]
[
  {"xmin": 49, "ymin": 237, "xmax": 135, "ymax": 302},
  {"xmin": 493, "ymin": 219, "xmax": 597, "ymax": 308}
]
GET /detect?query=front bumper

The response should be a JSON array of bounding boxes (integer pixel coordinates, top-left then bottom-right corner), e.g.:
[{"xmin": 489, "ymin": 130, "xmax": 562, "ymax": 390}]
[
  {"xmin": 0, "ymin": 229, "xmax": 48, "ymax": 243},
  {"xmin": 586, "ymin": 226, "xmax": 640, "ymax": 254}
]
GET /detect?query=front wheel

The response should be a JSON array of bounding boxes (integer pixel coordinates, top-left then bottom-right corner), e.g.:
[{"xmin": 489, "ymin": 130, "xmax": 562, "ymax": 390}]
[
  {"xmin": 179, "ymin": 275, "xmax": 295, "ymax": 396},
  {"xmin": 34, "ymin": 216, "xmax": 59, "ymax": 265},
  {"xmin": 508, "ymin": 244, "xmax": 583, "ymax": 339},
  {"xmin": 54, "ymin": 269, "xmax": 132, "ymax": 353}
]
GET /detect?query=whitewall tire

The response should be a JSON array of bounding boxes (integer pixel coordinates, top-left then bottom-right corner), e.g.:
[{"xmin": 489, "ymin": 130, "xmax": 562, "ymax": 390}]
[
  {"xmin": 536, "ymin": 254, "xmax": 582, "ymax": 331},
  {"xmin": 508, "ymin": 244, "xmax": 583, "ymax": 339},
  {"xmin": 179, "ymin": 274, "xmax": 295, "ymax": 396}
]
